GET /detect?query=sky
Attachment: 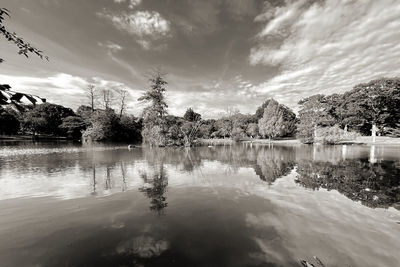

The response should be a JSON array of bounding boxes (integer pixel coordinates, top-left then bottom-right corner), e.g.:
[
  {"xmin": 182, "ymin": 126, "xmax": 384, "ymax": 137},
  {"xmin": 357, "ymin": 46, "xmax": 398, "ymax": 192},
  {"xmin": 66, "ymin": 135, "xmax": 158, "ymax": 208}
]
[{"xmin": 0, "ymin": 0, "xmax": 399, "ymax": 117}]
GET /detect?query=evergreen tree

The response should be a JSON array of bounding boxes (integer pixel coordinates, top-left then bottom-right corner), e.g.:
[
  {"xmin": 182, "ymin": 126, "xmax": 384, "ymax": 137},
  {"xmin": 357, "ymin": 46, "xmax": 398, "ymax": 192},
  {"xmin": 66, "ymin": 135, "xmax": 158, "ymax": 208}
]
[{"xmin": 138, "ymin": 70, "xmax": 169, "ymax": 146}]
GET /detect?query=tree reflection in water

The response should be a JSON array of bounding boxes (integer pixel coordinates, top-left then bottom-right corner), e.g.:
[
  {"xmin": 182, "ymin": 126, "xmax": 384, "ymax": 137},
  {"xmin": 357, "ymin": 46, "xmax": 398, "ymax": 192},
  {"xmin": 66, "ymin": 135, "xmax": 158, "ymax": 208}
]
[
  {"xmin": 296, "ymin": 159, "xmax": 400, "ymax": 209},
  {"xmin": 253, "ymin": 146, "xmax": 295, "ymax": 184},
  {"xmin": 139, "ymin": 164, "xmax": 169, "ymax": 214}
]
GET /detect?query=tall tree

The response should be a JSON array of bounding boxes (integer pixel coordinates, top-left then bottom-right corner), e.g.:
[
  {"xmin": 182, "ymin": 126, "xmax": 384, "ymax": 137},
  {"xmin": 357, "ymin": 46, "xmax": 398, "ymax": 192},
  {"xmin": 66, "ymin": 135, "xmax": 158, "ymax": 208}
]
[
  {"xmin": 258, "ymin": 99, "xmax": 297, "ymax": 139},
  {"xmin": 297, "ymin": 95, "xmax": 336, "ymax": 142},
  {"xmin": 101, "ymin": 89, "xmax": 114, "ymax": 110},
  {"xmin": 86, "ymin": 84, "xmax": 96, "ymax": 111},
  {"xmin": 138, "ymin": 69, "xmax": 169, "ymax": 146},
  {"xmin": 0, "ymin": 8, "xmax": 48, "ymax": 63},
  {"xmin": 116, "ymin": 87, "xmax": 128, "ymax": 118},
  {"xmin": 255, "ymin": 99, "xmax": 275, "ymax": 119}
]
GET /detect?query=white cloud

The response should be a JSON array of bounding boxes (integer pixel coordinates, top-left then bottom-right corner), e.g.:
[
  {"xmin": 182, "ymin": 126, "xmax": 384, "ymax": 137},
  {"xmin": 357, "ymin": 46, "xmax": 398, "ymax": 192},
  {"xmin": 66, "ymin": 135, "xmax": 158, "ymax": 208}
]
[
  {"xmin": 113, "ymin": 0, "xmax": 142, "ymax": 9},
  {"xmin": 98, "ymin": 41, "xmax": 123, "ymax": 55},
  {"xmin": 165, "ymin": 76, "xmax": 262, "ymax": 118},
  {"xmin": 98, "ymin": 10, "xmax": 171, "ymax": 49},
  {"xmin": 128, "ymin": 0, "xmax": 142, "ymax": 9},
  {"xmin": 250, "ymin": 0, "xmax": 400, "ymax": 108}
]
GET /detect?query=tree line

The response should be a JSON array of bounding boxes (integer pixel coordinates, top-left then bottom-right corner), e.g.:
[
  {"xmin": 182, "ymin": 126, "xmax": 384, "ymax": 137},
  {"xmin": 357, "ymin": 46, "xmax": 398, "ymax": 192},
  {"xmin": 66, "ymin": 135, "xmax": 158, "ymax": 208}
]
[
  {"xmin": 138, "ymin": 72, "xmax": 400, "ymax": 146},
  {"xmin": 297, "ymin": 77, "xmax": 400, "ymax": 143},
  {"xmin": 1, "ymin": 70, "xmax": 399, "ymax": 145},
  {"xmin": 0, "ymin": 85, "xmax": 142, "ymax": 142}
]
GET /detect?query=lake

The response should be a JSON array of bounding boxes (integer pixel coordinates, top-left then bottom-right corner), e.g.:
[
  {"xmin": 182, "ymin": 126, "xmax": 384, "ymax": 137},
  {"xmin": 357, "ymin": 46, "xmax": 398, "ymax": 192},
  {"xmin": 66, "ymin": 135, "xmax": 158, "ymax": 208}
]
[{"xmin": 0, "ymin": 141, "xmax": 399, "ymax": 267}]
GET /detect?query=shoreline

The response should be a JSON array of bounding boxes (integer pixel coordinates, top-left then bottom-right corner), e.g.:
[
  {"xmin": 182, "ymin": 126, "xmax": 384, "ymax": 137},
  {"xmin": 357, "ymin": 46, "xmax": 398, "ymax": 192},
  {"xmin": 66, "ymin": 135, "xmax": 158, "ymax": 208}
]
[{"xmin": 198, "ymin": 137, "xmax": 400, "ymax": 146}]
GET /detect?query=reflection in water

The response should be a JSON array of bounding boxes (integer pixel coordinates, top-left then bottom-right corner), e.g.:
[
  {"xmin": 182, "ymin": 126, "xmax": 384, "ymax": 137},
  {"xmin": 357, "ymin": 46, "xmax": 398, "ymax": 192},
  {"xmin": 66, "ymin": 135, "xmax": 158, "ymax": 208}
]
[
  {"xmin": 296, "ymin": 159, "xmax": 400, "ymax": 209},
  {"xmin": 91, "ymin": 163, "xmax": 97, "ymax": 195},
  {"xmin": 0, "ymin": 142, "xmax": 400, "ymax": 267},
  {"xmin": 370, "ymin": 145, "xmax": 377, "ymax": 163},
  {"xmin": 116, "ymin": 236, "xmax": 169, "ymax": 259},
  {"xmin": 139, "ymin": 164, "xmax": 169, "ymax": 214},
  {"xmin": 121, "ymin": 162, "xmax": 127, "ymax": 192},
  {"xmin": 254, "ymin": 146, "xmax": 295, "ymax": 184}
]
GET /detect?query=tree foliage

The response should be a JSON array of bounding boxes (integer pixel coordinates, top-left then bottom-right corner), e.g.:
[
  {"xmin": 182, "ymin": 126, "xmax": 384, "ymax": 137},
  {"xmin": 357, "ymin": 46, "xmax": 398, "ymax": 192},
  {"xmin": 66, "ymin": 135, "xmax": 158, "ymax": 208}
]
[
  {"xmin": 297, "ymin": 77, "xmax": 400, "ymax": 142},
  {"xmin": 183, "ymin": 107, "xmax": 201, "ymax": 122},
  {"xmin": 59, "ymin": 116, "xmax": 87, "ymax": 139},
  {"xmin": 139, "ymin": 70, "xmax": 169, "ymax": 146},
  {"xmin": 341, "ymin": 78, "xmax": 400, "ymax": 135},
  {"xmin": 22, "ymin": 103, "xmax": 75, "ymax": 135},
  {"xmin": 82, "ymin": 109, "xmax": 142, "ymax": 142},
  {"xmin": 258, "ymin": 99, "xmax": 297, "ymax": 139},
  {"xmin": 297, "ymin": 94, "xmax": 336, "ymax": 143},
  {"xmin": 0, "ymin": 8, "xmax": 48, "ymax": 63}
]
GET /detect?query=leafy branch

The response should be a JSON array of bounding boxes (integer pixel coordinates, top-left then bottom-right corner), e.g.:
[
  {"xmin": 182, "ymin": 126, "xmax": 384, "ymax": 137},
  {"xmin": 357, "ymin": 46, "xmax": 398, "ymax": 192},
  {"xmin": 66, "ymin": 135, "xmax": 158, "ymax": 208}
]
[{"xmin": 0, "ymin": 8, "xmax": 48, "ymax": 63}]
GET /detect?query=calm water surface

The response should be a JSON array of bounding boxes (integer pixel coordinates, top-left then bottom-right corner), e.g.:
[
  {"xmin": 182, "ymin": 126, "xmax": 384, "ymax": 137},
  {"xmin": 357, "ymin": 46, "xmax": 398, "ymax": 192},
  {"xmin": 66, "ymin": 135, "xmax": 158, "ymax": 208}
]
[{"xmin": 0, "ymin": 141, "xmax": 399, "ymax": 267}]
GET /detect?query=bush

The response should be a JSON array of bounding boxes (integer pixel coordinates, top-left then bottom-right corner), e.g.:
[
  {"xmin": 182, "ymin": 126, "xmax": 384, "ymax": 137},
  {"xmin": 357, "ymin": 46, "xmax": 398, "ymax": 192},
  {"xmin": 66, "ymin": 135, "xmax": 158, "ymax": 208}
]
[
  {"xmin": 81, "ymin": 109, "xmax": 120, "ymax": 141},
  {"xmin": 314, "ymin": 125, "xmax": 360, "ymax": 144}
]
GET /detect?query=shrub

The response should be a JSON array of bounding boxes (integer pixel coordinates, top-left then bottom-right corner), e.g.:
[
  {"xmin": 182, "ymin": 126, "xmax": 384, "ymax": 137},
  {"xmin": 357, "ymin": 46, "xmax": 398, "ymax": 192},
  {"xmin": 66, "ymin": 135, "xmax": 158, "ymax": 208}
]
[{"xmin": 314, "ymin": 125, "xmax": 360, "ymax": 144}]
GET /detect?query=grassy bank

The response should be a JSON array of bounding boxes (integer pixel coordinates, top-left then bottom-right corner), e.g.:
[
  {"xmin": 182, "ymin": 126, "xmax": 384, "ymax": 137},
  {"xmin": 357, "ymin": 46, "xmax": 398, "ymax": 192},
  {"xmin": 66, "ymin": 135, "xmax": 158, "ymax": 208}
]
[
  {"xmin": 197, "ymin": 138, "xmax": 300, "ymax": 146},
  {"xmin": 340, "ymin": 136, "xmax": 400, "ymax": 145},
  {"xmin": 198, "ymin": 136, "xmax": 400, "ymax": 146}
]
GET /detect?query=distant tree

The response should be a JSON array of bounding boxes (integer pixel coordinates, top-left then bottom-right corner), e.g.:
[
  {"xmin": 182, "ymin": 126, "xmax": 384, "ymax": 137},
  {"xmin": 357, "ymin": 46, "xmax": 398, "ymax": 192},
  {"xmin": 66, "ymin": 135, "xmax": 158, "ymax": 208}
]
[
  {"xmin": 82, "ymin": 109, "xmax": 120, "ymax": 141},
  {"xmin": 76, "ymin": 105, "xmax": 93, "ymax": 124},
  {"xmin": 116, "ymin": 88, "xmax": 129, "ymax": 118},
  {"xmin": 341, "ymin": 78, "xmax": 400, "ymax": 136},
  {"xmin": 101, "ymin": 89, "xmax": 114, "ymax": 110},
  {"xmin": 197, "ymin": 120, "xmax": 215, "ymax": 139},
  {"xmin": 0, "ymin": 8, "xmax": 48, "ymax": 63},
  {"xmin": 22, "ymin": 103, "xmax": 75, "ymax": 135},
  {"xmin": 180, "ymin": 120, "xmax": 203, "ymax": 147},
  {"xmin": 214, "ymin": 118, "xmax": 232, "ymax": 138},
  {"xmin": 59, "ymin": 116, "xmax": 87, "ymax": 139},
  {"xmin": 230, "ymin": 113, "xmax": 257, "ymax": 139},
  {"xmin": 246, "ymin": 123, "xmax": 258, "ymax": 138},
  {"xmin": 183, "ymin": 107, "xmax": 201, "ymax": 122},
  {"xmin": 85, "ymin": 84, "xmax": 97, "ymax": 111},
  {"xmin": 231, "ymin": 126, "xmax": 246, "ymax": 142},
  {"xmin": 138, "ymin": 69, "xmax": 169, "ymax": 146},
  {"xmin": 164, "ymin": 115, "xmax": 181, "ymax": 142},
  {"xmin": 297, "ymin": 95, "xmax": 336, "ymax": 143},
  {"xmin": 258, "ymin": 99, "xmax": 297, "ymax": 139},
  {"xmin": 118, "ymin": 114, "xmax": 142, "ymax": 142},
  {"xmin": 0, "ymin": 107, "xmax": 20, "ymax": 134}
]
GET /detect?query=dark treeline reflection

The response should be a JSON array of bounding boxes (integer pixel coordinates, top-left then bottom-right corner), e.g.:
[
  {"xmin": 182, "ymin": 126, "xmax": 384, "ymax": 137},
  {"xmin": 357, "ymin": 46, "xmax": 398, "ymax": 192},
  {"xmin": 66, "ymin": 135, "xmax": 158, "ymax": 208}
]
[{"xmin": 296, "ymin": 159, "xmax": 400, "ymax": 209}]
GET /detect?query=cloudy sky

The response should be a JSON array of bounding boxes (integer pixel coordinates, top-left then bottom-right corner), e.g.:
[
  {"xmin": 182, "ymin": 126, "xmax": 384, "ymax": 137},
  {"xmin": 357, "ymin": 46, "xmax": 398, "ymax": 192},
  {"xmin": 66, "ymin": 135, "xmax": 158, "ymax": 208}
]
[{"xmin": 1, "ymin": 0, "xmax": 399, "ymax": 117}]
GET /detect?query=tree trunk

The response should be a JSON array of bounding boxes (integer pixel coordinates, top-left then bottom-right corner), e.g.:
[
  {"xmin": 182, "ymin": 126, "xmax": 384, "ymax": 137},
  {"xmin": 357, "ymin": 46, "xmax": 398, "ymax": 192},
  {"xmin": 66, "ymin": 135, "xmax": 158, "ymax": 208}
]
[{"xmin": 371, "ymin": 123, "xmax": 377, "ymax": 143}]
